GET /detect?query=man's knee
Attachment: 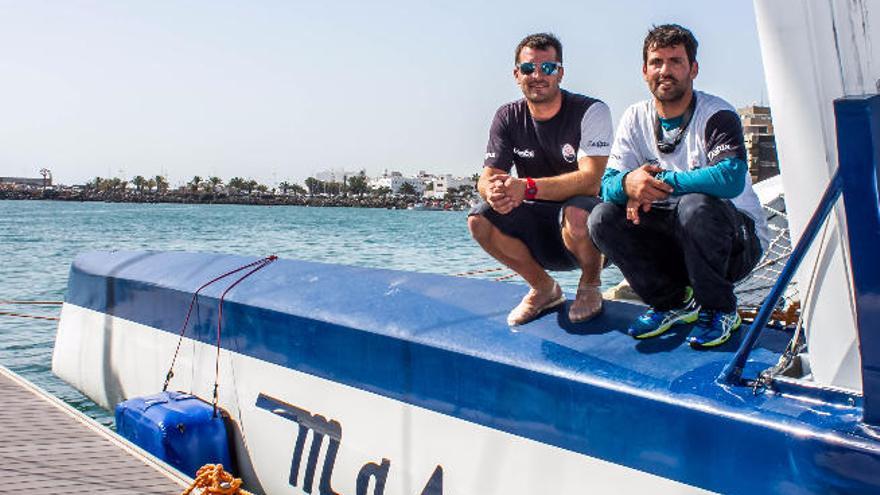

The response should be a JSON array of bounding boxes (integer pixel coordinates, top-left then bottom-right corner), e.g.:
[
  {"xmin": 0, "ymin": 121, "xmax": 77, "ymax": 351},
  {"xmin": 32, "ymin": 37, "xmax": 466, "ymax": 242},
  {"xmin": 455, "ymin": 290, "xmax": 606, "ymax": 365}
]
[
  {"xmin": 587, "ymin": 202, "xmax": 622, "ymax": 240},
  {"xmin": 676, "ymin": 194, "xmax": 733, "ymax": 237},
  {"xmin": 468, "ymin": 213, "xmax": 494, "ymax": 243},
  {"xmin": 677, "ymin": 193, "xmax": 724, "ymax": 220},
  {"xmin": 562, "ymin": 206, "xmax": 589, "ymax": 241}
]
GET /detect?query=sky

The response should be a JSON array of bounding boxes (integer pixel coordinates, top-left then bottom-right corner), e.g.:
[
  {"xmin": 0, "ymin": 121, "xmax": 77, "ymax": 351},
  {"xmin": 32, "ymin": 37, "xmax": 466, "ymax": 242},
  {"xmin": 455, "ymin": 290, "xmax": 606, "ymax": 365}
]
[{"xmin": 0, "ymin": 0, "xmax": 767, "ymax": 187}]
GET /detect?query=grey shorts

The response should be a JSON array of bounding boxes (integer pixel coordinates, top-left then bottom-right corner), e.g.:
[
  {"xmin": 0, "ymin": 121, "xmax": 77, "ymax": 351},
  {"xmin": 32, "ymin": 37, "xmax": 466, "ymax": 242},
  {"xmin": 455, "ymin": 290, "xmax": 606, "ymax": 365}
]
[{"xmin": 468, "ymin": 196, "xmax": 601, "ymax": 271}]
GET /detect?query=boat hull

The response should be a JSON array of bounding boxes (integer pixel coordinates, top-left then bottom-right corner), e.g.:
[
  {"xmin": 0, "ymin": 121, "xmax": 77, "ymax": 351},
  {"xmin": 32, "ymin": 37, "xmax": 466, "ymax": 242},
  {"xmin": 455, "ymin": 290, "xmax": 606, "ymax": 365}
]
[
  {"xmin": 52, "ymin": 251, "xmax": 880, "ymax": 494},
  {"xmin": 54, "ymin": 302, "xmax": 706, "ymax": 495}
]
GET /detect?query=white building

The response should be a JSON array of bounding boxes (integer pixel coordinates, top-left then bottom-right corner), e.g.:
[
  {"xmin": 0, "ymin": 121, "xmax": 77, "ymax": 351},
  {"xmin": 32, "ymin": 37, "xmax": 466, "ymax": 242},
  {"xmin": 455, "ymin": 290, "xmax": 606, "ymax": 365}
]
[
  {"xmin": 370, "ymin": 175, "xmax": 425, "ymax": 196},
  {"xmin": 371, "ymin": 174, "xmax": 427, "ymax": 195},
  {"xmin": 314, "ymin": 168, "xmax": 361, "ymax": 184},
  {"xmin": 427, "ymin": 174, "xmax": 475, "ymax": 199}
]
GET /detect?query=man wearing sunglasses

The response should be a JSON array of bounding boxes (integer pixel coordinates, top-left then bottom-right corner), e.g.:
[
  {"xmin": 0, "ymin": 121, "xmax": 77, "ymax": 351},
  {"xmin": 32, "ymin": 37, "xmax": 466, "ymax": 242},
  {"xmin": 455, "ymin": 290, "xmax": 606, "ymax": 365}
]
[
  {"xmin": 588, "ymin": 24, "xmax": 769, "ymax": 349},
  {"xmin": 468, "ymin": 32, "xmax": 612, "ymax": 326}
]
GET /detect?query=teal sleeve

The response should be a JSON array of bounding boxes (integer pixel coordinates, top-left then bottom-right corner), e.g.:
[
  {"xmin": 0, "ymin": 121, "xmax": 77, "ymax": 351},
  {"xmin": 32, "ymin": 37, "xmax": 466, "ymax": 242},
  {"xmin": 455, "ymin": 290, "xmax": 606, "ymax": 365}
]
[
  {"xmin": 600, "ymin": 168, "xmax": 629, "ymax": 205},
  {"xmin": 655, "ymin": 157, "xmax": 747, "ymax": 199}
]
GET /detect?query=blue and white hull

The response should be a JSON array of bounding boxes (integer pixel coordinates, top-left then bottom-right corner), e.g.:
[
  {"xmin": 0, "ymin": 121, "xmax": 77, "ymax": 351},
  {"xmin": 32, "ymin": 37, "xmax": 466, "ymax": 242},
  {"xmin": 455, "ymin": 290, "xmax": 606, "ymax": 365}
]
[{"xmin": 52, "ymin": 251, "xmax": 880, "ymax": 494}]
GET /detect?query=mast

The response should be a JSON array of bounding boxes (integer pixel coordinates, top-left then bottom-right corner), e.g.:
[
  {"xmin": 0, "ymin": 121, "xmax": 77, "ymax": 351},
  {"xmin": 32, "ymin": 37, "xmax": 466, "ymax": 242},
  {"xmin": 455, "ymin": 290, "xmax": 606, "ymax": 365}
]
[{"xmin": 753, "ymin": 0, "xmax": 880, "ymax": 391}]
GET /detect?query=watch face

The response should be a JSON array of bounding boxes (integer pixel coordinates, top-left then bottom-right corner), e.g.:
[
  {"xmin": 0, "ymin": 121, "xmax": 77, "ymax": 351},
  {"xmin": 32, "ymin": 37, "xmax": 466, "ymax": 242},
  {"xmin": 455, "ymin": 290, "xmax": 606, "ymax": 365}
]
[{"xmin": 526, "ymin": 187, "xmax": 537, "ymax": 196}]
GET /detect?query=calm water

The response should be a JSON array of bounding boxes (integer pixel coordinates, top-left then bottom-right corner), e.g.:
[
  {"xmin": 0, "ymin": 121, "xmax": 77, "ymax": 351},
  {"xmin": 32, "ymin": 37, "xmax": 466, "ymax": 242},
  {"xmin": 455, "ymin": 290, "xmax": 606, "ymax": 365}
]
[{"xmin": 0, "ymin": 200, "xmax": 621, "ymax": 426}]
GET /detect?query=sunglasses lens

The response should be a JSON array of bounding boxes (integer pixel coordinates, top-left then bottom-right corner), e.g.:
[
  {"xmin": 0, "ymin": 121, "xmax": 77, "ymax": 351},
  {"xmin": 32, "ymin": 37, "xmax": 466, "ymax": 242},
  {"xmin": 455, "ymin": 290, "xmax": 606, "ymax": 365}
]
[
  {"xmin": 541, "ymin": 62, "xmax": 559, "ymax": 75},
  {"xmin": 518, "ymin": 62, "xmax": 536, "ymax": 75}
]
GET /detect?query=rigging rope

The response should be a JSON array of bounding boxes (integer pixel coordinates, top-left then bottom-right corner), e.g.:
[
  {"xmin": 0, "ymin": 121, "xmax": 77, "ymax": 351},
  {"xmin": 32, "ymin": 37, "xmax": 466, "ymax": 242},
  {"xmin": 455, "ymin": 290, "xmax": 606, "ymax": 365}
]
[
  {"xmin": 162, "ymin": 255, "xmax": 278, "ymax": 414},
  {"xmin": 0, "ymin": 311, "xmax": 59, "ymax": 321},
  {"xmin": 451, "ymin": 266, "xmax": 506, "ymax": 277},
  {"xmin": 0, "ymin": 300, "xmax": 63, "ymax": 305},
  {"xmin": 0, "ymin": 300, "xmax": 63, "ymax": 320},
  {"xmin": 211, "ymin": 257, "xmax": 277, "ymax": 416}
]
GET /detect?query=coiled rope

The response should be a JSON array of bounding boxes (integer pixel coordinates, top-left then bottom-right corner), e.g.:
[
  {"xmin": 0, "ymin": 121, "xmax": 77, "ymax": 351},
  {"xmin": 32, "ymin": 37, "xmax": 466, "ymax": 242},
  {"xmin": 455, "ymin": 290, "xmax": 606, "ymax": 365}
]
[{"xmin": 180, "ymin": 464, "xmax": 251, "ymax": 495}]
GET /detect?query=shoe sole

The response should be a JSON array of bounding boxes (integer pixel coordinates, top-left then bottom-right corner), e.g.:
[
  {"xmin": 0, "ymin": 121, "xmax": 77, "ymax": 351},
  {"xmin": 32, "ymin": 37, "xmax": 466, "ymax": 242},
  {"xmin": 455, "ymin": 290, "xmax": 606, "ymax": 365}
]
[
  {"xmin": 632, "ymin": 309, "xmax": 699, "ymax": 340},
  {"xmin": 507, "ymin": 295, "xmax": 566, "ymax": 326},
  {"xmin": 688, "ymin": 317, "xmax": 743, "ymax": 349}
]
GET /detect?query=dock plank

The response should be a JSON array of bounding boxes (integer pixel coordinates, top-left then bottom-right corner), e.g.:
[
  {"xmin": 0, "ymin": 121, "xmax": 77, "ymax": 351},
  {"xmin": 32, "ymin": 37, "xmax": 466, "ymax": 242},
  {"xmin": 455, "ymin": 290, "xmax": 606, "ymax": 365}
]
[{"xmin": 0, "ymin": 365, "xmax": 189, "ymax": 495}]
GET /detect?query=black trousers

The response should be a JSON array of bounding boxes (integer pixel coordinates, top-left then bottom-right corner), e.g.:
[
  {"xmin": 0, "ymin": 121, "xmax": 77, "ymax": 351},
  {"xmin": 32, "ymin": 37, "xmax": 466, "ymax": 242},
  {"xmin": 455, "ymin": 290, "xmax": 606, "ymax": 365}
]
[{"xmin": 588, "ymin": 194, "xmax": 763, "ymax": 312}]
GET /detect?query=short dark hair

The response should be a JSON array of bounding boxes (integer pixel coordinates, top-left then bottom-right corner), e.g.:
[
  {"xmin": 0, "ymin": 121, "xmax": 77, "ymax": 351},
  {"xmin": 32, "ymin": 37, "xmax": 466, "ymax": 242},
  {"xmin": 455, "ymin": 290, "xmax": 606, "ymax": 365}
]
[
  {"xmin": 643, "ymin": 24, "xmax": 698, "ymax": 65},
  {"xmin": 515, "ymin": 33, "xmax": 563, "ymax": 64}
]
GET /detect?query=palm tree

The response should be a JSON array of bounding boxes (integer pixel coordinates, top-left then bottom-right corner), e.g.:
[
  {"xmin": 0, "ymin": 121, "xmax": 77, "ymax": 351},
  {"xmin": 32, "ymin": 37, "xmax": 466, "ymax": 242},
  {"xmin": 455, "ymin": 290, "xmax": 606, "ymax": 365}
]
[
  {"xmin": 188, "ymin": 176, "xmax": 202, "ymax": 193},
  {"xmin": 304, "ymin": 177, "xmax": 321, "ymax": 195},
  {"xmin": 348, "ymin": 171, "xmax": 369, "ymax": 196},
  {"xmin": 227, "ymin": 177, "xmax": 246, "ymax": 193},
  {"xmin": 246, "ymin": 179, "xmax": 258, "ymax": 194},
  {"xmin": 290, "ymin": 184, "xmax": 307, "ymax": 196},
  {"xmin": 106, "ymin": 177, "xmax": 122, "ymax": 192},
  {"xmin": 278, "ymin": 181, "xmax": 292, "ymax": 195},
  {"xmin": 207, "ymin": 176, "xmax": 223, "ymax": 192},
  {"xmin": 326, "ymin": 181, "xmax": 341, "ymax": 196},
  {"xmin": 132, "ymin": 175, "xmax": 146, "ymax": 192},
  {"xmin": 399, "ymin": 182, "xmax": 417, "ymax": 196},
  {"xmin": 154, "ymin": 175, "xmax": 169, "ymax": 194}
]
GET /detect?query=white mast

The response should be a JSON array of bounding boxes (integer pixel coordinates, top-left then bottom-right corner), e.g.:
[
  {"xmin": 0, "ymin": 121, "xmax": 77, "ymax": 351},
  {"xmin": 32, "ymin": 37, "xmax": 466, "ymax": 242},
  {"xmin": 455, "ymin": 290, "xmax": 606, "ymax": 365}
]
[{"xmin": 753, "ymin": 0, "xmax": 880, "ymax": 391}]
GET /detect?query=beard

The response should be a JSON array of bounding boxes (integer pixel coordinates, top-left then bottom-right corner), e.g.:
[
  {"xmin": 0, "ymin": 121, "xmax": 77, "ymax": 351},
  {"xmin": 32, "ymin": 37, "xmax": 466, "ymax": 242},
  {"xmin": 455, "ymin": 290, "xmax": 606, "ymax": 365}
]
[
  {"xmin": 521, "ymin": 81, "xmax": 560, "ymax": 103},
  {"xmin": 650, "ymin": 77, "xmax": 687, "ymax": 103}
]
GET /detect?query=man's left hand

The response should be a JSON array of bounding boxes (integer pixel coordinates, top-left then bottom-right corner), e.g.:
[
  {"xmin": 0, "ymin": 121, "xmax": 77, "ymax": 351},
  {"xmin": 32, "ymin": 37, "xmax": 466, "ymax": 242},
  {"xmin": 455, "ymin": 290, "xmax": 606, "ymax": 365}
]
[
  {"xmin": 626, "ymin": 198, "xmax": 654, "ymax": 225},
  {"xmin": 503, "ymin": 177, "xmax": 527, "ymax": 207}
]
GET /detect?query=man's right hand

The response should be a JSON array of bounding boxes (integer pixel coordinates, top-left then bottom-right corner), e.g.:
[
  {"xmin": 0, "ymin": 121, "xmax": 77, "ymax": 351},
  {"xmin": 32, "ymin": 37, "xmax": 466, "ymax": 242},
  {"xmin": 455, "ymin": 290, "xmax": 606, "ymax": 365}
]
[
  {"xmin": 623, "ymin": 164, "xmax": 673, "ymax": 203},
  {"xmin": 485, "ymin": 173, "xmax": 518, "ymax": 214}
]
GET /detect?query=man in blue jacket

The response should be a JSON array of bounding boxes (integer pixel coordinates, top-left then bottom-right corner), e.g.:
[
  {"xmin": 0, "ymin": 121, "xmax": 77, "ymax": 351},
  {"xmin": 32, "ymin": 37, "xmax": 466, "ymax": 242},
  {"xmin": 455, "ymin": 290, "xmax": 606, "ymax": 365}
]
[{"xmin": 589, "ymin": 24, "xmax": 769, "ymax": 348}]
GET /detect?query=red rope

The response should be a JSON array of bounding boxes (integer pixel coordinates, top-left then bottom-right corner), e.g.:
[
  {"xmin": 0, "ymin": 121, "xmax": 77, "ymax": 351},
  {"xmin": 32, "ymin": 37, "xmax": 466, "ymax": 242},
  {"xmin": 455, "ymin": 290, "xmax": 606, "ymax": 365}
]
[
  {"xmin": 0, "ymin": 300, "xmax": 63, "ymax": 305},
  {"xmin": 212, "ymin": 256, "xmax": 277, "ymax": 415},
  {"xmin": 0, "ymin": 311, "xmax": 59, "ymax": 321},
  {"xmin": 163, "ymin": 256, "xmax": 277, "ymax": 393}
]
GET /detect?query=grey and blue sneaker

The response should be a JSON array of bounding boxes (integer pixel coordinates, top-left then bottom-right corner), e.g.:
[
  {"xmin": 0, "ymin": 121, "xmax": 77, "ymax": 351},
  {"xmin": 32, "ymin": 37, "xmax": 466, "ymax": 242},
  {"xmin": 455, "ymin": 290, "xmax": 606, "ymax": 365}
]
[
  {"xmin": 628, "ymin": 287, "xmax": 700, "ymax": 339},
  {"xmin": 687, "ymin": 310, "xmax": 742, "ymax": 349}
]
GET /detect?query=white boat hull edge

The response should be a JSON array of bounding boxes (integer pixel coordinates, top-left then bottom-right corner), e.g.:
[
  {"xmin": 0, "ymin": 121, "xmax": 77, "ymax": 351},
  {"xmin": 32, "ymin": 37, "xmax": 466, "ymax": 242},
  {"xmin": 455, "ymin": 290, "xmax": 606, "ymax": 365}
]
[{"xmin": 52, "ymin": 303, "xmax": 711, "ymax": 495}]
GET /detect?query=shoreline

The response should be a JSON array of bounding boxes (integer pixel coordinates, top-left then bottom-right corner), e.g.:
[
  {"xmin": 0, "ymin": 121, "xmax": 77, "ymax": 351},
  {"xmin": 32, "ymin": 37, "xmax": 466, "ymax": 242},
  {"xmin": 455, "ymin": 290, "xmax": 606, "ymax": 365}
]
[{"xmin": 0, "ymin": 190, "xmax": 472, "ymax": 211}]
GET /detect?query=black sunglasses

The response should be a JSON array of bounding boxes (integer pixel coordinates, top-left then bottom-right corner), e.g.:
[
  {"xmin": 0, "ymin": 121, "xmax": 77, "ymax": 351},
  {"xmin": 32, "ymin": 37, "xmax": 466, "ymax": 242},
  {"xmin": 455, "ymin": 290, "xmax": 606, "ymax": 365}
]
[{"xmin": 516, "ymin": 61, "xmax": 562, "ymax": 76}]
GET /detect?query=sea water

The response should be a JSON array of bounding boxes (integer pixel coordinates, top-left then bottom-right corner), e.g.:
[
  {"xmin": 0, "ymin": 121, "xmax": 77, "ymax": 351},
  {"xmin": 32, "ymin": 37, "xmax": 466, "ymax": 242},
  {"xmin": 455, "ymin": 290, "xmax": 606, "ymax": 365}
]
[{"xmin": 0, "ymin": 200, "xmax": 622, "ymax": 425}]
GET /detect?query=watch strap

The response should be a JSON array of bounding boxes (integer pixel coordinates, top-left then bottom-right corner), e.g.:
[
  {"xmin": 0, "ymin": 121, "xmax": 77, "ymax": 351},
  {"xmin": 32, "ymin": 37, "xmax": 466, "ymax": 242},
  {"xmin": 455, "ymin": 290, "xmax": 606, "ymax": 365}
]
[{"xmin": 524, "ymin": 177, "xmax": 538, "ymax": 200}]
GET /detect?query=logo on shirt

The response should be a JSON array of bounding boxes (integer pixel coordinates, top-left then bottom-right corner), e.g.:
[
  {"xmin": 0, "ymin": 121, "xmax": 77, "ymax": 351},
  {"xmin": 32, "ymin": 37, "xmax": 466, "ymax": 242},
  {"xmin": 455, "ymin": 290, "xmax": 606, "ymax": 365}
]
[
  {"xmin": 514, "ymin": 148, "xmax": 535, "ymax": 158},
  {"xmin": 707, "ymin": 144, "xmax": 733, "ymax": 161},
  {"xmin": 587, "ymin": 140, "xmax": 610, "ymax": 148},
  {"xmin": 485, "ymin": 152, "xmax": 496, "ymax": 159},
  {"xmin": 562, "ymin": 143, "xmax": 576, "ymax": 163}
]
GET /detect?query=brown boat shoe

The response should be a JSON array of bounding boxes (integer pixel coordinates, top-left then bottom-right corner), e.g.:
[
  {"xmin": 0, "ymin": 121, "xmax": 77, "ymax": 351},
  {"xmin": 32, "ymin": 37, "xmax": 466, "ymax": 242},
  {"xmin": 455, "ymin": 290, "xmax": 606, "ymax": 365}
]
[
  {"xmin": 507, "ymin": 282, "xmax": 565, "ymax": 326},
  {"xmin": 569, "ymin": 284, "xmax": 603, "ymax": 323}
]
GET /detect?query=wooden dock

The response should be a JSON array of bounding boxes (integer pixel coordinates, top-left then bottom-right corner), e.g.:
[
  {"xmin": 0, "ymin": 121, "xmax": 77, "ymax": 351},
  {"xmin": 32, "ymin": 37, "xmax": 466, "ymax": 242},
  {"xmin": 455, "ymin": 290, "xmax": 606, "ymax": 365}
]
[{"xmin": 0, "ymin": 364, "xmax": 190, "ymax": 494}]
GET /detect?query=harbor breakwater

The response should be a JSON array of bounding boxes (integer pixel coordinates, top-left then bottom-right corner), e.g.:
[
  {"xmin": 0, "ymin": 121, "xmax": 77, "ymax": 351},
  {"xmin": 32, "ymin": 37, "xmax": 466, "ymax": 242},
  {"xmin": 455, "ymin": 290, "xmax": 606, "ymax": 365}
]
[{"xmin": 0, "ymin": 189, "xmax": 472, "ymax": 210}]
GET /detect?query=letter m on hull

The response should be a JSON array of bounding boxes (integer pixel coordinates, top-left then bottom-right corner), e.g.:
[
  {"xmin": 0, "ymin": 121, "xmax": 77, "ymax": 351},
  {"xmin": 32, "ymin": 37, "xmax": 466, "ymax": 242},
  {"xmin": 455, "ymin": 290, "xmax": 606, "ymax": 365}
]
[{"xmin": 257, "ymin": 393, "xmax": 342, "ymax": 495}]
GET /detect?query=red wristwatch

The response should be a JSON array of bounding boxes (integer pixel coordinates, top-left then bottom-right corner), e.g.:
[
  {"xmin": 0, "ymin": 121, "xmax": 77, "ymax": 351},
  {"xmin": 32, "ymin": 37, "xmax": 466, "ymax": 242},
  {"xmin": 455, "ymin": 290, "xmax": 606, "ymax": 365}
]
[{"xmin": 524, "ymin": 177, "xmax": 538, "ymax": 200}]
